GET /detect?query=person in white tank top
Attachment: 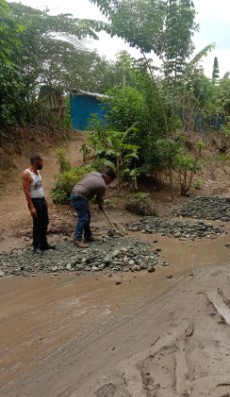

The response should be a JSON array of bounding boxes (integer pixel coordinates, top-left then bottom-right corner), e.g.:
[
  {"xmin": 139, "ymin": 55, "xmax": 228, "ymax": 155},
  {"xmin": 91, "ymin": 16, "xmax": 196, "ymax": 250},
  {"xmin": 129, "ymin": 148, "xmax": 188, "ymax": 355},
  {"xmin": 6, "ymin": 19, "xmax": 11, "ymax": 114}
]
[{"xmin": 22, "ymin": 153, "xmax": 55, "ymax": 254}]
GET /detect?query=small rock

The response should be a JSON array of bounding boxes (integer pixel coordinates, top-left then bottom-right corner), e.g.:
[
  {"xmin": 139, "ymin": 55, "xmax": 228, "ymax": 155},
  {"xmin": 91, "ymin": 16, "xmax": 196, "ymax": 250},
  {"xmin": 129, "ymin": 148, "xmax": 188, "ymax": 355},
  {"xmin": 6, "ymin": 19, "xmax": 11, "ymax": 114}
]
[
  {"xmin": 66, "ymin": 263, "xmax": 72, "ymax": 271},
  {"xmin": 147, "ymin": 266, "xmax": 155, "ymax": 273},
  {"xmin": 115, "ymin": 281, "xmax": 122, "ymax": 285},
  {"xmin": 166, "ymin": 274, "xmax": 173, "ymax": 279},
  {"xmin": 120, "ymin": 247, "xmax": 128, "ymax": 253},
  {"xmin": 112, "ymin": 249, "xmax": 120, "ymax": 257},
  {"xmin": 0, "ymin": 271, "xmax": 5, "ymax": 277}
]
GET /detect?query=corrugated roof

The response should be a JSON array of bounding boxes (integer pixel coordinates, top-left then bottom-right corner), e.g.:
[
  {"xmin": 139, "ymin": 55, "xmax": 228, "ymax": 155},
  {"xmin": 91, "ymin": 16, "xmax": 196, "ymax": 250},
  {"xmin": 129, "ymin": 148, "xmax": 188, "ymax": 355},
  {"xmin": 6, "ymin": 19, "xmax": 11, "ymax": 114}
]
[{"xmin": 74, "ymin": 90, "xmax": 110, "ymax": 100}]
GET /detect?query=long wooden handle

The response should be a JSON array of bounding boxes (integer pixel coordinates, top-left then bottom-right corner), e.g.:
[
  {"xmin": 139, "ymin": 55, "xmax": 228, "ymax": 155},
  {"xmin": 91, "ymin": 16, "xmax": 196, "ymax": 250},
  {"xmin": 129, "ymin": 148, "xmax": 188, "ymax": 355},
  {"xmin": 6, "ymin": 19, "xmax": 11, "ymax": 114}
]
[{"xmin": 103, "ymin": 210, "xmax": 119, "ymax": 232}]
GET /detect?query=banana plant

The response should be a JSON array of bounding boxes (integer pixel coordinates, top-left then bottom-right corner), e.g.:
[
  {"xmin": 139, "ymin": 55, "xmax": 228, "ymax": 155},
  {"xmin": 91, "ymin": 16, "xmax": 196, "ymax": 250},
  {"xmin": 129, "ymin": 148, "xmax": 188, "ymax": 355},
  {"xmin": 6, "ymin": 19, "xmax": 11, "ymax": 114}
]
[{"xmin": 87, "ymin": 124, "xmax": 140, "ymax": 191}]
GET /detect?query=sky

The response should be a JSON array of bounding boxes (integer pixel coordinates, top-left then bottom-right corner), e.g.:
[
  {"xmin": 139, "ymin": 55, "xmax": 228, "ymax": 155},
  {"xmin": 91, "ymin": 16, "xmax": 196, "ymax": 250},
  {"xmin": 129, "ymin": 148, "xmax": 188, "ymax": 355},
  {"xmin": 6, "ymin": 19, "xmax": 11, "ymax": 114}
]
[{"xmin": 9, "ymin": 0, "xmax": 230, "ymax": 78}]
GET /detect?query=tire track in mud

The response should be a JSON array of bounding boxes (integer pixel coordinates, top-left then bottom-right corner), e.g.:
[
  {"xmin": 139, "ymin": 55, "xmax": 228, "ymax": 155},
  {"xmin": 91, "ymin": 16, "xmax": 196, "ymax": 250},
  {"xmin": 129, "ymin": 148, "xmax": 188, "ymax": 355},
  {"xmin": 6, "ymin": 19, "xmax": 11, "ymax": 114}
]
[{"xmin": 93, "ymin": 266, "xmax": 230, "ymax": 397}]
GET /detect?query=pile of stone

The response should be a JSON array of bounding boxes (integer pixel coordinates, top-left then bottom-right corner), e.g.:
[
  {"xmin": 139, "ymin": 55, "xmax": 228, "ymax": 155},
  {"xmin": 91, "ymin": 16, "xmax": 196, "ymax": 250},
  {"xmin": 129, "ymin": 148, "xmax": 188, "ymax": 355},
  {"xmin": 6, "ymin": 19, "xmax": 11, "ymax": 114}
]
[
  {"xmin": 128, "ymin": 217, "xmax": 225, "ymax": 239},
  {"xmin": 0, "ymin": 237, "xmax": 159, "ymax": 277},
  {"xmin": 173, "ymin": 196, "xmax": 230, "ymax": 221}
]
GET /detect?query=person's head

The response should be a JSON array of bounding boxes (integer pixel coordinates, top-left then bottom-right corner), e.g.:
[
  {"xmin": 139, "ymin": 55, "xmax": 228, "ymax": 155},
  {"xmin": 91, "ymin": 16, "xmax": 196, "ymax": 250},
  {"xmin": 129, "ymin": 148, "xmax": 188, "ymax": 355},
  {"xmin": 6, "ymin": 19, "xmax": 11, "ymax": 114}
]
[
  {"xmin": 103, "ymin": 168, "xmax": 117, "ymax": 185},
  {"xmin": 30, "ymin": 153, "xmax": 43, "ymax": 170}
]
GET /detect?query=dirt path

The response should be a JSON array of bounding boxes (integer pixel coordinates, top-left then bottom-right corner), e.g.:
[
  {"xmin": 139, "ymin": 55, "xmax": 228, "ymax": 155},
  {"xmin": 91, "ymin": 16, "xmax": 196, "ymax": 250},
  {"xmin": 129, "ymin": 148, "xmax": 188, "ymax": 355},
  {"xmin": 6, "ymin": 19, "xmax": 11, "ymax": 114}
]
[{"xmin": 1, "ymin": 134, "xmax": 230, "ymax": 396}]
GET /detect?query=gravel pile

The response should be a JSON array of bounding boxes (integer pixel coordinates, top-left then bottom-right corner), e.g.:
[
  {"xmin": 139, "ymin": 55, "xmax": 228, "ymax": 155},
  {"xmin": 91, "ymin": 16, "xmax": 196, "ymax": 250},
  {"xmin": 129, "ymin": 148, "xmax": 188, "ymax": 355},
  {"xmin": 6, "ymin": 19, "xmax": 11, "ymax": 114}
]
[
  {"xmin": 128, "ymin": 217, "xmax": 225, "ymax": 239},
  {"xmin": 0, "ymin": 237, "xmax": 159, "ymax": 277},
  {"xmin": 173, "ymin": 197, "xmax": 230, "ymax": 221}
]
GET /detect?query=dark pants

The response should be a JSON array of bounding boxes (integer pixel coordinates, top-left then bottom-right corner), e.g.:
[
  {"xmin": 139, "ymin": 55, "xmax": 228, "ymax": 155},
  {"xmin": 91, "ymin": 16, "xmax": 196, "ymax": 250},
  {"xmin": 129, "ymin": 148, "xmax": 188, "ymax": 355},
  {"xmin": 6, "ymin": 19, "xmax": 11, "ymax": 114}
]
[
  {"xmin": 32, "ymin": 197, "xmax": 49, "ymax": 250},
  {"xmin": 70, "ymin": 194, "xmax": 92, "ymax": 241}
]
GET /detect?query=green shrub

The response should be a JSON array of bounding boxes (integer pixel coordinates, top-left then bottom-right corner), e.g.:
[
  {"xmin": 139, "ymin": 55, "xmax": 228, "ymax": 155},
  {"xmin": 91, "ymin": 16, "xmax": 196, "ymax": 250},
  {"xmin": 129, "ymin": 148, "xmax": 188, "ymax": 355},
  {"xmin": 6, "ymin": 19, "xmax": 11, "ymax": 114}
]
[
  {"xmin": 125, "ymin": 192, "xmax": 157, "ymax": 216},
  {"xmin": 105, "ymin": 86, "xmax": 147, "ymax": 132},
  {"xmin": 194, "ymin": 178, "xmax": 204, "ymax": 190},
  {"xmin": 51, "ymin": 165, "xmax": 95, "ymax": 204},
  {"xmin": 56, "ymin": 148, "xmax": 71, "ymax": 173}
]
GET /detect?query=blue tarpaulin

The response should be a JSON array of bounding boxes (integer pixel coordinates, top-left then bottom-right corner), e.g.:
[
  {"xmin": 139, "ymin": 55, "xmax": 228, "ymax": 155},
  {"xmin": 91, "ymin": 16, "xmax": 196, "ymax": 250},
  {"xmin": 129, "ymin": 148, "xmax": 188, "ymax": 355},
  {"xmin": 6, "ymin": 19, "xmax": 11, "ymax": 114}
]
[{"xmin": 70, "ymin": 90, "xmax": 108, "ymax": 131}]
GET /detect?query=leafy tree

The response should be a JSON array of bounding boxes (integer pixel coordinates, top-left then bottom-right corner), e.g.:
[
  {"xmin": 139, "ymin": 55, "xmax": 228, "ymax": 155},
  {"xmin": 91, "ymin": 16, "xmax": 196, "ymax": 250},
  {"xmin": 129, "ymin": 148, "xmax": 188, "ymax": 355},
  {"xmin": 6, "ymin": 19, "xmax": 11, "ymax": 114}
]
[
  {"xmin": 105, "ymin": 86, "xmax": 147, "ymax": 131},
  {"xmin": 86, "ymin": 125, "xmax": 140, "ymax": 190},
  {"xmin": 88, "ymin": 0, "xmax": 216, "ymax": 197},
  {"xmin": 1, "ymin": 2, "xmax": 120, "ymax": 128},
  {"xmin": 9, "ymin": 2, "xmax": 98, "ymax": 98},
  {"xmin": 218, "ymin": 76, "xmax": 230, "ymax": 115},
  {"xmin": 212, "ymin": 57, "xmax": 220, "ymax": 85},
  {"xmin": 89, "ymin": 0, "xmax": 166, "ymax": 53},
  {"xmin": 0, "ymin": 0, "xmax": 26, "ymax": 127},
  {"xmin": 164, "ymin": 0, "xmax": 197, "ymax": 79},
  {"xmin": 0, "ymin": 64, "xmax": 26, "ymax": 127},
  {"xmin": 0, "ymin": 0, "xmax": 25, "ymax": 64}
]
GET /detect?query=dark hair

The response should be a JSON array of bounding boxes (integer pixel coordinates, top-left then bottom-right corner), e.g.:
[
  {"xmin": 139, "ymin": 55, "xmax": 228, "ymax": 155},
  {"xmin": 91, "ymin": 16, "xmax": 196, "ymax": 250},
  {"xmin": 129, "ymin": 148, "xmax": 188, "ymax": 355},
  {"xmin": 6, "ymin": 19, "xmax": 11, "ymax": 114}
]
[
  {"xmin": 104, "ymin": 168, "xmax": 117, "ymax": 179},
  {"xmin": 30, "ymin": 153, "xmax": 42, "ymax": 164}
]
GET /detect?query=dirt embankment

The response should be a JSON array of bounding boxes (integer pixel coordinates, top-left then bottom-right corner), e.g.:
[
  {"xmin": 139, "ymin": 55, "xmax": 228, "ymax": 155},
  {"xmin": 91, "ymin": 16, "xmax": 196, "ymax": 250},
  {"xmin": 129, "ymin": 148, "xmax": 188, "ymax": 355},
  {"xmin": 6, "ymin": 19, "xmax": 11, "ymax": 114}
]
[{"xmin": 0, "ymin": 131, "xmax": 85, "ymax": 252}]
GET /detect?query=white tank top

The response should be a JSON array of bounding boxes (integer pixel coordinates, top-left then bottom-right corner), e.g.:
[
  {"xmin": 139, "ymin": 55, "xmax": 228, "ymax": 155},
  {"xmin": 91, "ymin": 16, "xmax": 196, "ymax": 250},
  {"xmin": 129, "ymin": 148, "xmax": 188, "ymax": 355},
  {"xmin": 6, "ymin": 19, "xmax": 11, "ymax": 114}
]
[{"xmin": 26, "ymin": 169, "xmax": 45, "ymax": 198}]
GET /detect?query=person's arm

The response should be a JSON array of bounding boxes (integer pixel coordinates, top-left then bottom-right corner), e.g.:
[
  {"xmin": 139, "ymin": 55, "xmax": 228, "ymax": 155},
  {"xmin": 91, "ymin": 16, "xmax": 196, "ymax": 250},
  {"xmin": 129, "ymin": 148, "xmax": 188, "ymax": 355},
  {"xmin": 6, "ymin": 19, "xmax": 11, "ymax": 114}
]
[
  {"xmin": 22, "ymin": 171, "xmax": 37, "ymax": 218},
  {"xmin": 95, "ymin": 188, "xmax": 106, "ymax": 211}
]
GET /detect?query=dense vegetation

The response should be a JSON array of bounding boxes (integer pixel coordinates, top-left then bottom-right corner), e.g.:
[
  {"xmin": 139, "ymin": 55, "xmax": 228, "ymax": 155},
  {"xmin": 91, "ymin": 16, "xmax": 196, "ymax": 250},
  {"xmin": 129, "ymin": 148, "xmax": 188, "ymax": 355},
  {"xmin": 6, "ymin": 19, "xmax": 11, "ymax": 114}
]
[{"xmin": 1, "ymin": 0, "xmax": 230, "ymax": 198}]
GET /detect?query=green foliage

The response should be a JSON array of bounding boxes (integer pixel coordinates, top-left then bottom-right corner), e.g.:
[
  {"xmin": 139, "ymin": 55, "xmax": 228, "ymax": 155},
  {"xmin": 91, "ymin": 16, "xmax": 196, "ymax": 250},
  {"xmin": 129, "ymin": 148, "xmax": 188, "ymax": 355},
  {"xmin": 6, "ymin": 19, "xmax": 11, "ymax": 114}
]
[
  {"xmin": 174, "ymin": 153, "xmax": 195, "ymax": 171},
  {"xmin": 80, "ymin": 142, "xmax": 92, "ymax": 165},
  {"xmin": 56, "ymin": 148, "xmax": 71, "ymax": 173},
  {"xmin": 194, "ymin": 178, "xmax": 204, "ymax": 190},
  {"xmin": 125, "ymin": 192, "xmax": 156, "ymax": 216},
  {"xmin": 86, "ymin": 123, "xmax": 140, "ymax": 189},
  {"xmin": 0, "ymin": 64, "xmax": 26, "ymax": 126},
  {"xmin": 52, "ymin": 164, "xmax": 95, "ymax": 204},
  {"xmin": 0, "ymin": 0, "xmax": 25, "ymax": 64},
  {"xmin": 164, "ymin": 0, "xmax": 197, "ymax": 79},
  {"xmin": 212, "ymin": 57, "xmax": 220, "ymax": 85},
  {"xmin": 218, "ymin": 79, "xmax": 230, "ymax": 115},
  {"xmin": 221, "ymin": 116, "xmax": 230, "ymax": 136},
  {"xmin": 9, "ymin": 2, "xmax": 98, "ymax": 98},
  {"xmin": 154, "ymin": 137, "xmax": 184, "ymax": 170},
  {"xmin": 105, "ymin": 86, "xmax": 147, "ymax": 131},
  {"xmin": 1, "ymin": 1, "xmax": 118, "ymax": 130},
  {"xmin": 52, "ymin": 149, "xmax": 95, "ymax": 204},
  {"xmin": 89, "ymin": 0, "xmax": 166, "ymax": 53},
  {"xmin": 173, "ymin": 140, "xmax": 204, "ymax": 196},
  {"xmin": 63, "ymin": 97, "xmax": 72, "ymax": 130}
]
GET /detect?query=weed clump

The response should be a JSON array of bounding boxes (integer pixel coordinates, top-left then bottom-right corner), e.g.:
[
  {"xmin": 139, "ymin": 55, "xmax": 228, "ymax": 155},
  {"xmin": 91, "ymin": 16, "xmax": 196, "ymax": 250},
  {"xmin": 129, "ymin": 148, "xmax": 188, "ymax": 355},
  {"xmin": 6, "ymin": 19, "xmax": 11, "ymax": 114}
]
[
  {"xmin": 51, "ymin": 149, "xmax": 95, "ymax": 204},
  {"xmin": 125, "ymin": 192, "xmax": 157, "ymax": 216}
]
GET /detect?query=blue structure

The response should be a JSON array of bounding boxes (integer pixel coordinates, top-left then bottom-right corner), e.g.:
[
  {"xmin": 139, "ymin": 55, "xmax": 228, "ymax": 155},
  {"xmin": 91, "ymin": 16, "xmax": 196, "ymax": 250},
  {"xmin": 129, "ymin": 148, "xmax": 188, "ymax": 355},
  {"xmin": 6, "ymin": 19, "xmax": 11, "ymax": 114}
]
[{"xmin": 70, "ymin": 90, "xmax": 109, "ymax": 131}]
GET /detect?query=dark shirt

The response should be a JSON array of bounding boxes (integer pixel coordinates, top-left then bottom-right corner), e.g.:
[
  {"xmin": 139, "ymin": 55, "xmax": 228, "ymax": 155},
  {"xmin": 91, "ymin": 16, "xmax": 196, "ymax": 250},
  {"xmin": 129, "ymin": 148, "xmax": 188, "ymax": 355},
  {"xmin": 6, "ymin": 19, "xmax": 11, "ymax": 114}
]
[{"xmin": 72, "ymin": 172, "xmax": 107, "ymax": 202}]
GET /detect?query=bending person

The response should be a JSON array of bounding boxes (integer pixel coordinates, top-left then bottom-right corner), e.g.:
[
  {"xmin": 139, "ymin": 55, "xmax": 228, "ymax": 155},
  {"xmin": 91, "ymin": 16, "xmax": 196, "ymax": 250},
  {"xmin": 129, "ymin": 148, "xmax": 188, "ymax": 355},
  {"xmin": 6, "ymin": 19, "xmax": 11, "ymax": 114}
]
[{"xmin": 70, "ymin": 169, "xmax": 116, "ymax": 248}]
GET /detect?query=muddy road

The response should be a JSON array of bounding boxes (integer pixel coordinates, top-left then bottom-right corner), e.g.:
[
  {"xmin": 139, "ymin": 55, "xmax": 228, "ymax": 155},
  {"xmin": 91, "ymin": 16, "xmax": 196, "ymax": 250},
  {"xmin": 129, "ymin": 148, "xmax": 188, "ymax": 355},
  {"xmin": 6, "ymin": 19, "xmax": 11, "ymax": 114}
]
[
  {"xmin": 2, "ymin": 263, "xmax": 230, "ymax": 397},
  {"xmin": 1, "ymin": 134, "xmax": 230, "ymax": 396}
]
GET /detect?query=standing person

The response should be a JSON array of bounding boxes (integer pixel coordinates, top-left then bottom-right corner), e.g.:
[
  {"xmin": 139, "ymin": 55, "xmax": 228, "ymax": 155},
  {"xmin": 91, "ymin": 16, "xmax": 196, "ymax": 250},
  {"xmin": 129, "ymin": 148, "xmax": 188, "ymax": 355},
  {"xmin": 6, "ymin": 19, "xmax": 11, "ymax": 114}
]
[
  {"xmin": 22, "ymin": 153, "xmax": 55, "ymax": 254},
  {"xmin": 70, "ymin": 169, "xmax": 116, "ymax": 248}
]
